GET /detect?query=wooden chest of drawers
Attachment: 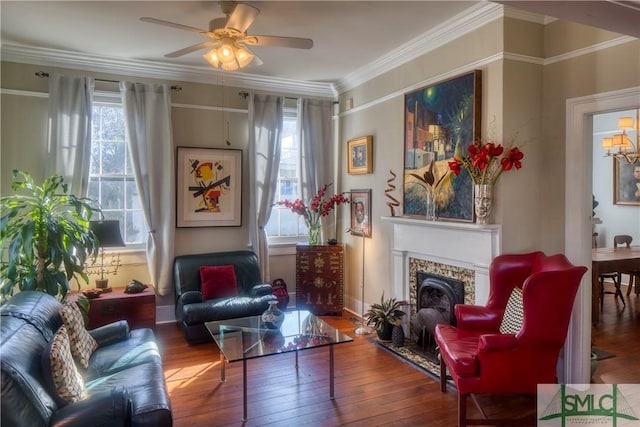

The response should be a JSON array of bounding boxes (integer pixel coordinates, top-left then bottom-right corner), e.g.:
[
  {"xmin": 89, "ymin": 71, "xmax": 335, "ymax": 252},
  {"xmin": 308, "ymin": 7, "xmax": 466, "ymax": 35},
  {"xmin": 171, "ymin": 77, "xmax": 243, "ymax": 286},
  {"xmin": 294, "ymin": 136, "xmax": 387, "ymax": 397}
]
[
  {"xmin": 87, "ymin": 286, "xmax": 156, "ymax": 330},
  {"xmin": 295, "ymin": 244, "xmax": 344, "ymax": 315}
]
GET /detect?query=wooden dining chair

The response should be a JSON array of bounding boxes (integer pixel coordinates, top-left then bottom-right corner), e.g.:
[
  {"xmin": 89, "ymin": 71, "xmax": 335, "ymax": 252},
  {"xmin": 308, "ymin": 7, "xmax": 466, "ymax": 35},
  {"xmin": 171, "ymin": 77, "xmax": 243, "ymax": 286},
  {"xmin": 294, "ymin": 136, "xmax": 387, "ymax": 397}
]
[
  {"xmin": 599, "ymin": 235, "xmax": 632, "ymax": 310},
  {"xmin": 614, "ymin": 235, "xmax": 632, "ymax": 248},
  {"xmin": 614, "ymin": 235, "xmax": 640, "ymax": 297}
]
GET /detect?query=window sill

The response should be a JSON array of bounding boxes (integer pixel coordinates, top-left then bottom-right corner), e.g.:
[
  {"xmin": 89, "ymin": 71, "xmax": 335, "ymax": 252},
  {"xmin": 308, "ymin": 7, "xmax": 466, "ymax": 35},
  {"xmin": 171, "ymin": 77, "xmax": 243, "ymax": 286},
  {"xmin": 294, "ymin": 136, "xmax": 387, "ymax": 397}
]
[
  {"xmin": 268, "ymin": 242, "xmax": 300, "ymax": 256},
  {"xmin": 100, "ymin": 248, "xmax": 147, "ymax": 266}
]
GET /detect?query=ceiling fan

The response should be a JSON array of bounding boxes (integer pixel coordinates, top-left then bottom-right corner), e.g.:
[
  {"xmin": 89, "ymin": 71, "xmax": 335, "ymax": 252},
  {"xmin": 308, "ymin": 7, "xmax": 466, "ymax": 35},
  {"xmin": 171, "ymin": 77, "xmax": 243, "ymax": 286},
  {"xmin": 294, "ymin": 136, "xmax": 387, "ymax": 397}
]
[{"xmin": 140, "ymin": 1, "xmax": 313, "ymax": 71}]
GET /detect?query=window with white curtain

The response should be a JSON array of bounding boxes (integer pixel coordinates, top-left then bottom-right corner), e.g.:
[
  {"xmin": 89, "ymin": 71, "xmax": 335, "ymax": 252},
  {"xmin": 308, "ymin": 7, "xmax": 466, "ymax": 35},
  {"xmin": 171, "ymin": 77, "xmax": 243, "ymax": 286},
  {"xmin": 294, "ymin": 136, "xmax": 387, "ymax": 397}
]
[
  {"xmin": 265, "ymin": 106, "xmax": 308, "ymax": 243},
  {"xmin": 87, "ymin": 95, "xmax": 147, "ymax": 248}
]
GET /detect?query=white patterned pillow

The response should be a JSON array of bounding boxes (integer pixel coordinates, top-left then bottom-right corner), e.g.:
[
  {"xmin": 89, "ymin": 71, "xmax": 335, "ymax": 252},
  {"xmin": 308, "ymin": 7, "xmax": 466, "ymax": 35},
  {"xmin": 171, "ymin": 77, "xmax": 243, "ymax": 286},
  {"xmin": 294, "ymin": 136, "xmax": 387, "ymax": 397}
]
[
  {"xmin": 499, "ymin": 287, "xmax": 524, "ymax": 334},
  {"xmin": 44, "ymin": 325, "xmax": 86, "ymax": 404},
  {"xmin": 60, "ymin": 301, "xmax": 98, "ymax": 369}
]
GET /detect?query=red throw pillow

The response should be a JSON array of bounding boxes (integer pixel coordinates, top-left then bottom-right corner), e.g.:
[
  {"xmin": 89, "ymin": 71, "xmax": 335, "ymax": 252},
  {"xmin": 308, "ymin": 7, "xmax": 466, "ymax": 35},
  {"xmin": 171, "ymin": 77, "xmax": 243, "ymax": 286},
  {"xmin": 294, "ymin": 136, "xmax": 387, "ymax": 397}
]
[{"xmin": 199, "ymin": 265, "xmax": 238, "ymax": 300}]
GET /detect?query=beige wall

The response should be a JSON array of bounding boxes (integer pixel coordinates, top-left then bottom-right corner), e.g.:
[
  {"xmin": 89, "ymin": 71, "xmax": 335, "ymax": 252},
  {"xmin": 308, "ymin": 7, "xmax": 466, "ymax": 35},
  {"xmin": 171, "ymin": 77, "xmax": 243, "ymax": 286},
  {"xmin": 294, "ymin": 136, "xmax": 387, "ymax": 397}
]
[
  {"xmin": 540, "ymin": 24, "xmax": 640, "ymax": 252},
  {"xmin": 2, "ymin": 16, "xmax": 639, "ymax": 317},
  {"xmin": 0, "ymin": 61, "xmax": 309, "ymax": 306},
  {"xmin": 336, "ymin": 17, "xmax": 639, "ymax": 314}
]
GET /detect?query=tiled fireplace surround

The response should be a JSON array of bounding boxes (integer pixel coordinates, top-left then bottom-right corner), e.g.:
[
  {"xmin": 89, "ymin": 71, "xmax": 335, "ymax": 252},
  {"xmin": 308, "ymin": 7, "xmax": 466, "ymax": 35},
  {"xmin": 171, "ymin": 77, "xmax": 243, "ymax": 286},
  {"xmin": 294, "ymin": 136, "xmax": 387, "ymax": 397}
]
[
  {"xmin": 382, "ymin": 216, "xmax": 588, "ymax": 384},
  {"xmin": 381, "ymin": 216, "xmax": 501, "ymax": 313}
]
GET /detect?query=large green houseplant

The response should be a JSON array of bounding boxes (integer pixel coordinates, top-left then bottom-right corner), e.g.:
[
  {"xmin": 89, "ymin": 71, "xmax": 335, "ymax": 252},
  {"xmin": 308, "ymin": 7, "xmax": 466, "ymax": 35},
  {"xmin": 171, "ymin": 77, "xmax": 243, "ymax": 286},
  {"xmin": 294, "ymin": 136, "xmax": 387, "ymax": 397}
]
[
  {"xmin": 365, "ymin": 294, "xmax": 406, "ymax": 341},
  {"xmin": 0, "ymin": 170, "xmax": 100, "ymax": 301}
]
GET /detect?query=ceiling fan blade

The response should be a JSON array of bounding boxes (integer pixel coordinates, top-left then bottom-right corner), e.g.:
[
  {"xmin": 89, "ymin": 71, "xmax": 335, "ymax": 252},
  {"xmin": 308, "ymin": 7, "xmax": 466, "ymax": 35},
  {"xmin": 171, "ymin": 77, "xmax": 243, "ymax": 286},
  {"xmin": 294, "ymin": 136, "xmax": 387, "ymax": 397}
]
[
  {"xmin": 225, "ymin": 3, "xmax": 259, "ymax": 33},
  {"xmin": 140, "ymin": 17, "xmax": 207, "ymax": 34},
  {"xmin": 165, "ymin": 41, "xmax": 219, "ymax": 58},
  {"xmin": 242, "ymin": 46, "xmax": 263, "ymax": 66},
  {"xmin": 246, "ymin": 35, "xmax": 313, "ymax": 49},
  {"xmin": 251, "ymin": 55, "xmax": 264, "ymax": 67}
]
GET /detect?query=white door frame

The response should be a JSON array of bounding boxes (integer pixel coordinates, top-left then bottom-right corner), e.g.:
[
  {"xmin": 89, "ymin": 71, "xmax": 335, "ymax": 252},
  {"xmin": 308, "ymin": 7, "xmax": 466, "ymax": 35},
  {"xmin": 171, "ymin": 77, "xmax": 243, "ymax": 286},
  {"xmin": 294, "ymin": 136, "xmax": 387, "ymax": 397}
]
[{"xmin": 564, "ymin": 86, "xmax": 640, "ymax": 383}]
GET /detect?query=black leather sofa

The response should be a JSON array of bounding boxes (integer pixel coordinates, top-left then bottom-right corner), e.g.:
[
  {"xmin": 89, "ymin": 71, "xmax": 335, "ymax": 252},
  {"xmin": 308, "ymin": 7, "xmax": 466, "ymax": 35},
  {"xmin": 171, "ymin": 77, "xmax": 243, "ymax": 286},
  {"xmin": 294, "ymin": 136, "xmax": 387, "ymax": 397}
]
[
  {"xmin": 0, "ymin": 291, "xmax": 172, "ymax": 427},
  {"xmin": 173, "ymin": 250, "xmax": 277, "ymax": 344}
]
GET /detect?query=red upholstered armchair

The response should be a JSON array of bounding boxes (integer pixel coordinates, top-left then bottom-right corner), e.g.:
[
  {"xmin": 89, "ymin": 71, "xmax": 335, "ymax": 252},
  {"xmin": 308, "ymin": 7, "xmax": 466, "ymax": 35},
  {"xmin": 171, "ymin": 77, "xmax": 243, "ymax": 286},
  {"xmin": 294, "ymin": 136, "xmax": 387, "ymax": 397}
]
[{"xmin": 434, "ymin": 252, "xmax": 587, "ymax": 426}]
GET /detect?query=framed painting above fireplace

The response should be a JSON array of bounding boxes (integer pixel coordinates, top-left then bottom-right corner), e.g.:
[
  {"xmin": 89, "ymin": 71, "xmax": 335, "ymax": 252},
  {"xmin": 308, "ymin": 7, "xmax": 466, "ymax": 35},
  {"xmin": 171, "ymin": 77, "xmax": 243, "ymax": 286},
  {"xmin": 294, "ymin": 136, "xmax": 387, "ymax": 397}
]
[{"xmin": 403, "ymin": 70, "xmax": 481, "ymax": 222}]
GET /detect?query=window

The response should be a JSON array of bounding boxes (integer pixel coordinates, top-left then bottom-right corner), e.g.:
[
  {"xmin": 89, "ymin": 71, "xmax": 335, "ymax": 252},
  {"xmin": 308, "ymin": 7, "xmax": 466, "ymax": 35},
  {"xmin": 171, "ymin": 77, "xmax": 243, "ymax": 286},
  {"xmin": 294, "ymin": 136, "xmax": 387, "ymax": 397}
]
[
  {"xmin": 265, "ymin": 106, "xmax": 308, "ymax": 243},
  {"xmin": 88, "ymin": 98, "xmax": 147, "ymax": 248}
]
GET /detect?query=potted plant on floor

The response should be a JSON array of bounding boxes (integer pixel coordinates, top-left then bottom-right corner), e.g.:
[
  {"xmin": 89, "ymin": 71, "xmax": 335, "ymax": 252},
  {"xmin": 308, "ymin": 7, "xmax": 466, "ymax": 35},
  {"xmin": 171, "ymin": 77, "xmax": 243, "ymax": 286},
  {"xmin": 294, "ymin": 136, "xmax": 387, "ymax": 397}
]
[
  {"xmin": 365, "ymin": 294, "xmax": 406, "ymax": 342},
  {"xmin": 0, "ymin": 170, "xmax": 101, "ymax": 302}
]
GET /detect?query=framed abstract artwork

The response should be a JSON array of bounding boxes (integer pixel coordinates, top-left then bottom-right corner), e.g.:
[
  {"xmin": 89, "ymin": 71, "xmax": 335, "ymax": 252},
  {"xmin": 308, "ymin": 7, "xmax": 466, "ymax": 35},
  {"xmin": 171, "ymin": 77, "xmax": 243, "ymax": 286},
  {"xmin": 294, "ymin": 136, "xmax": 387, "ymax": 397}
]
[
  {"xmin": 403, "ymin": 70, "xmax": 482, "ymax": 222},
  {"xmin": 176, "ymin": 147, "xmax": 242, "ymax": 227},
  {"xmin": 350, "ymin": 189, "xmax": 372, "ymax": 237},
  {"xmin": 348, "ymin": 136, "xmax": 373, "ymax": 174}
]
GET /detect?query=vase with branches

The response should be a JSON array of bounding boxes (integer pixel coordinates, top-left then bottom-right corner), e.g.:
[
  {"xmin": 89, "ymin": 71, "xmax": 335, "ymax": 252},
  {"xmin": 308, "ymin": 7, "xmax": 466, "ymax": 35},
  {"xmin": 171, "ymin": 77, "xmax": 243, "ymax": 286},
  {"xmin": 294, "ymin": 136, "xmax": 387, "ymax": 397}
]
[
  {"xmin": 275, "ymin": 183, "xmax": 349, "ymax": 244},
  {"xmin": 409, "ymin": 160, "xmax": 451, "ymax": 220}
]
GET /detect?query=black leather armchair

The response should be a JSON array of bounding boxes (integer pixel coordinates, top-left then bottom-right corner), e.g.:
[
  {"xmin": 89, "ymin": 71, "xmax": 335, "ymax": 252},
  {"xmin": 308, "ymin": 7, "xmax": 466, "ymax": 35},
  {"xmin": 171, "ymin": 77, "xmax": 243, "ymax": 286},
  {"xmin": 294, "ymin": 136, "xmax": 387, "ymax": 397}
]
[{"xmin": 173, "ymin": 250, "xmax": 278, "ymax": 344}]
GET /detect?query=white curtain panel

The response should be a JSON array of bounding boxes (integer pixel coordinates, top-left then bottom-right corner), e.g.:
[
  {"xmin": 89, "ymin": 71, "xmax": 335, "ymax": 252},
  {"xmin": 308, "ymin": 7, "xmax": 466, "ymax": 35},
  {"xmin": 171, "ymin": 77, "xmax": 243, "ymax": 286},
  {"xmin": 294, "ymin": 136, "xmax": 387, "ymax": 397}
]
[
  {"xmin": 249, "ymin": 93, "xmax": 284, "ymax": 282},
  {"xmin": 120, "ymin": 82, "xmax": 175, "ymax": 296},
  {"xmin": 46, "ymin": 74, "xmax": 94, "ymax": 195},
  {"xmin": 299, "ymin": 99, "xmax": 335, "ymax": 241}
]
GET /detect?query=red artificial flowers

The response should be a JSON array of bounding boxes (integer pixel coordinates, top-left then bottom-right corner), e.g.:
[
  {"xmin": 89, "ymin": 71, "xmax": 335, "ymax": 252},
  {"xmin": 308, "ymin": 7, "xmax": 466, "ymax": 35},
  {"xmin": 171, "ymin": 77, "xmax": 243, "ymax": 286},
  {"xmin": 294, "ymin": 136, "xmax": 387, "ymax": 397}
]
[
  {"xmin": 276, "ymin": 183, "xmax": 350, "ymax": 227},
  {"xmin": 448, "ymin": 140, "xmax": 524, "ymax": 185}
]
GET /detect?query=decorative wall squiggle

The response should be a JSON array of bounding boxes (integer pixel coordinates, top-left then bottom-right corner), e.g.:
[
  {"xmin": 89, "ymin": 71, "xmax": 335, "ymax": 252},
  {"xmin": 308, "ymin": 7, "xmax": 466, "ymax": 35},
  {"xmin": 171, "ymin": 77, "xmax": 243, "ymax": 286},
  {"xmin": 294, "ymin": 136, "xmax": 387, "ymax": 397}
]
[{"xmin": 385, "ymin": 169, "xmax": 401, "ymax": 216}]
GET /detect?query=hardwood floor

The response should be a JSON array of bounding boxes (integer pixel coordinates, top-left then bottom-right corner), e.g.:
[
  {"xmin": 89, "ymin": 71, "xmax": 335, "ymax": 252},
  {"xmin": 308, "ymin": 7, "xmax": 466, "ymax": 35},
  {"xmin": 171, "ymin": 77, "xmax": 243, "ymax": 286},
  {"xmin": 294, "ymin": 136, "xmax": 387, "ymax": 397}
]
[
  {"xmin": 156, "ymin": 288, "xmax": 639, "ymax": 426},
  {"xmin": 591, "ymin": 281, "xmax": 640, "ymax": 384}
]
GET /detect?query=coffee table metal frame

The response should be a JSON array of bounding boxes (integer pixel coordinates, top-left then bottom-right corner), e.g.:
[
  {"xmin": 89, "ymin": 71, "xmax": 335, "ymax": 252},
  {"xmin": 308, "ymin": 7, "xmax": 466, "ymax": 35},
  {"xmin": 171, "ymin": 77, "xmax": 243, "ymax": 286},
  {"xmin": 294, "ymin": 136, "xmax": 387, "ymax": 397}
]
[{"xmin": 205, "ymin": 310, "xmax": 353, "ymax": 421}]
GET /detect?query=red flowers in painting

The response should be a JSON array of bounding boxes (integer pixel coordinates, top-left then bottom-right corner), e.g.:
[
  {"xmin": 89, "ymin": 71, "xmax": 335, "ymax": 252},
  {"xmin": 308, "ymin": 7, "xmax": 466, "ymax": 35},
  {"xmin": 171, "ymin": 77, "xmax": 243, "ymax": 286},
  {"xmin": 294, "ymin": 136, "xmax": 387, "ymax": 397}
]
[
  {"xmin": 448, "ymin": 140, "xmax": 524, "ymax": 185},
  {"xmin": 276, "ymin": 183, "xmax": 350, "ymax": 227}
]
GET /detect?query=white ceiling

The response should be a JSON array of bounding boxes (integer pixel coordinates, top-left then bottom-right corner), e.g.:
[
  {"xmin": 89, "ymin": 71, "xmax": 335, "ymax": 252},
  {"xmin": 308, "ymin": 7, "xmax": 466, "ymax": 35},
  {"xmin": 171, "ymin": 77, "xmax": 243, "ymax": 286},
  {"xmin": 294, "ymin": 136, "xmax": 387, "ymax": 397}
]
[{"xmin": 1, "ymin": 1, "xmax": 639, "ymax": 97}]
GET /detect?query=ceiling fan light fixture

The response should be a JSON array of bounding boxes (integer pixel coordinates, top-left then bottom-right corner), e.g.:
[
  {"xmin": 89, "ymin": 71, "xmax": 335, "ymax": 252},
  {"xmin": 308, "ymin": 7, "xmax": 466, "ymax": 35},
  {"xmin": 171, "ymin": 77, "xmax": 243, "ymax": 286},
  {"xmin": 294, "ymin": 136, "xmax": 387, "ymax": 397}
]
[
  {"xmin": 235, "ymin": 45, "xmax": 254, "ymax": 68},
  {"xmin": 143, "ymin": 2, "xmax": 313, "ymax": 72},
  {"xmin": 221, "ymin": 60, "xmax": 239, "ymax": 71},
  {"xmin": 217, "ymin": 39, "xmax": 237, "ymax": 64},
  {"xmin": 203, "ymin": 41, "xmax": 254, "ymax": 70},
  {"xmin": 203, "ymin": 49, "xmax": 221, "ymax": 68}
]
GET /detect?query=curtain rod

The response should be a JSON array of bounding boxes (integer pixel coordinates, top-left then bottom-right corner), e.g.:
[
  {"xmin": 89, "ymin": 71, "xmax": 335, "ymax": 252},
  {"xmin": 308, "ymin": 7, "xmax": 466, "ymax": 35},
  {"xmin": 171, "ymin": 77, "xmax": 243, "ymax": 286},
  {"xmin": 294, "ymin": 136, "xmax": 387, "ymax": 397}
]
[
  {"xmin": 35, "ymin": 71, "xmax": 182, "ymax": 92},
  {"xmin": 238, "ymin": 90, "xmax": 338, "ymax": 104}
]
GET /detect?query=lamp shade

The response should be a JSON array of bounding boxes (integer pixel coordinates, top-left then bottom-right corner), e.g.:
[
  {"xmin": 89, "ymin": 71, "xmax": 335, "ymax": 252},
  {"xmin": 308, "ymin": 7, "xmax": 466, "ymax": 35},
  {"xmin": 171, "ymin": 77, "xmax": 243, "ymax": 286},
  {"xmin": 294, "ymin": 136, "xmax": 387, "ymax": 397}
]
[
  {"xmin": 218, "ymin": 40, "xmax": 236, "ymax": 64},
  {"xmin": 90, "ymin": 220, "xmax": 125, "ymax": 248},
  {"xmin": 234, "ymin": 46, "xmax": 254, "ymax": 68},
  {"xmin": 611, "ymin": 134, "xmax": 633, "ymax": 151},
  {"xmin": 618, "ymin": 117, "xmax": 633, "ymax": 129},
  {"xmin": 203, "ymin": 49, "xmax": 221, "ymax": 68}
]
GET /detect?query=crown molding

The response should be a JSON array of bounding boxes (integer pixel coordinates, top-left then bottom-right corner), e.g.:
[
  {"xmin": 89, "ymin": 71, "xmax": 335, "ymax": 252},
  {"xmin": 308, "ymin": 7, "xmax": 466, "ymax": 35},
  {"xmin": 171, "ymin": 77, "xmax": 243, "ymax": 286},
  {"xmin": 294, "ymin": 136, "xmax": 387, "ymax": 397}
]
[
  {"xmin": 0, "ymin": 43, "xmax": 336, "ymax": 98},
  {"xmin": 1, "ymin": 3, "xmax": 551, "ymax": 98},
  {"xmin": 543, "ymin": 35, "xmax": 636, "ymax": 65},
  {"xmin": 339, "ymin": 52, "xmax": 505, "ymax": 118},
  {"xmin": 333, "ymin": 2, "xmax": 506, "ymax": 94},
  {"xmin": 501, "ymin": 4, "xmax": 550, "ymax": 24}
]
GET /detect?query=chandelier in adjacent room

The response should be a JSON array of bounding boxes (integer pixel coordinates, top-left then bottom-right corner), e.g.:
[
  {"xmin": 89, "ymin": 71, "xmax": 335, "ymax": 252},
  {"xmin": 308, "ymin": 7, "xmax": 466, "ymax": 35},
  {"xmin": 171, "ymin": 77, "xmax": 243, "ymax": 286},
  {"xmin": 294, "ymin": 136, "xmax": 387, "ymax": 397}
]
[{"xmin": 602, "ymin": 108, "xmax": 639, "ymax": 164}]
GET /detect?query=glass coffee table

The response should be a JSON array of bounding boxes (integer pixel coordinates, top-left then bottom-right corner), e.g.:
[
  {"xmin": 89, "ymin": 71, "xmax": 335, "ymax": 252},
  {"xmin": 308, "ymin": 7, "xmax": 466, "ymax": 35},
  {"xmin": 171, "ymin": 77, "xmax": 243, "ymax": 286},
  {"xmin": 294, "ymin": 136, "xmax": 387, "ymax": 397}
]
[{"xmin": 205, "ymin": 310, "xmax": 353, "ymax": 421}]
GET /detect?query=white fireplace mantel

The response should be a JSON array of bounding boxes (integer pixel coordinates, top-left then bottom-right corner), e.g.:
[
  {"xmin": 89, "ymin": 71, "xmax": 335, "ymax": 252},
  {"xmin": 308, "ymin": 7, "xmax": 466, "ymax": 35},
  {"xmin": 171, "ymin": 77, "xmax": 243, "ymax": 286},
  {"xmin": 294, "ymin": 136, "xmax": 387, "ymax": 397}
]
[{"xmin": 381, "ymin": 216, "xmax": 502, "ymax": 305}]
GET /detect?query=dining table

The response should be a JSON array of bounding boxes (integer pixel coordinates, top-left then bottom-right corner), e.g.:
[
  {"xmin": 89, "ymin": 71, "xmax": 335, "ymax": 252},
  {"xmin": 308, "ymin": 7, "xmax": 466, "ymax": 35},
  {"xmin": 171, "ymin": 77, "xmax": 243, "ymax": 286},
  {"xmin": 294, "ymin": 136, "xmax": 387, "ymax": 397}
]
[{"xmin": 591, "ymin": 246, "xmax": 640, "ymax": 325}]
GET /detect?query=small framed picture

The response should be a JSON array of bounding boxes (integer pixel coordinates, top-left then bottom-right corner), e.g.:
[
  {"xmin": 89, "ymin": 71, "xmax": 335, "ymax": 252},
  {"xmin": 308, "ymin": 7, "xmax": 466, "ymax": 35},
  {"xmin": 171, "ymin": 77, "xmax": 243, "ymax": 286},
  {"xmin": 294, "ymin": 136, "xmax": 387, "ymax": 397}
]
[
  {"xmin": 614, "ymin": 159, "xmax": 640, "ymax": 206},
  {"xmin": 350, "ymin": 189, "xmax": 372, "ymax": 237},
  {"xmin": 347, "ymin": 136, "xmax": 373, "ymax": 174},
  {"xmin": 176, "ymin": 147, "xmax": 242, "ymax": 227}
]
